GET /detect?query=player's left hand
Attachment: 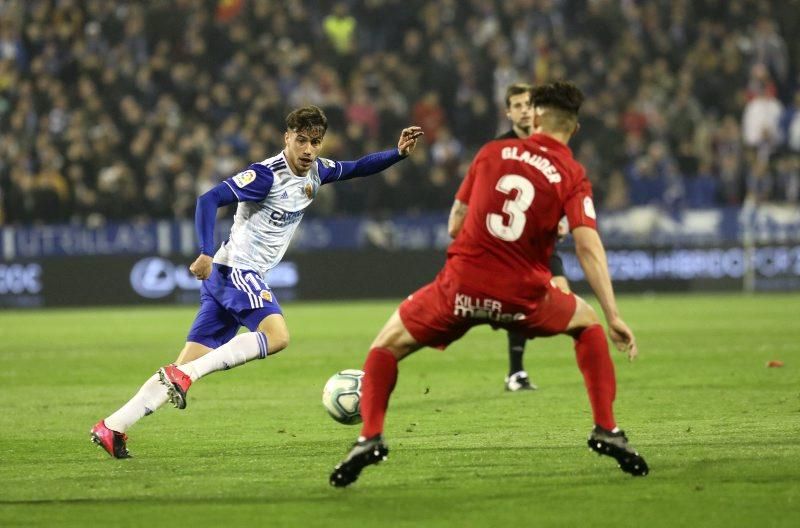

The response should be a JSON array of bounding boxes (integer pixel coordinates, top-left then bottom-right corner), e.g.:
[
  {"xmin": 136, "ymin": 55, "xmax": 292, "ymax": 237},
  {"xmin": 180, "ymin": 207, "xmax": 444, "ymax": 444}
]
[
  {"xmin": 608, "ymin": 316, "xmax": 638, "ymax": 361},
  {"xmin": 398, "ymin": 126, "xmax": 424, "ymax": 156}
]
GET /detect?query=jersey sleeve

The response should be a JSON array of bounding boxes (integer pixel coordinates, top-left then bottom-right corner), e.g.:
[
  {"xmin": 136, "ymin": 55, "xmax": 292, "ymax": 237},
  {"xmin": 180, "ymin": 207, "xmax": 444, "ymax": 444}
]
[
  {"xmin": 317, "ymin": 149, "xmax": 404, "ymax": 185},
  {"xmin": 455, "ymin": 163, "xmax": 477, "ymax": 203},
  {"xmin": 223, "ymin": 164, "xmax": 274, "ymax": 202},
  {"xmin": 456, "ymin": 145, "xmax": 491, "ymax": 203},
  {"xmin": 563, "ymin": 164, "xmax": 598, "ymax": 231},
  {"xmin": 317, "ymin": 157, "xmax": 343, "ymax": 184},
  {"xmin": 196, "ymin": 182, "xmax": 237, "ymax": 256}
]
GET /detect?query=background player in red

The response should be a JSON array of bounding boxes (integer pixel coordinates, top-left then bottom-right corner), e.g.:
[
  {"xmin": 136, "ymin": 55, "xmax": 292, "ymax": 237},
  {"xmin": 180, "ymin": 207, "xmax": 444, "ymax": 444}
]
[
  {"xmin": 330, "ymin": 81, "xmax": 648, "ymax": 487},
  {"xmin": 448, "ymin": 82, "xmax": 571, "ymax": 392}
]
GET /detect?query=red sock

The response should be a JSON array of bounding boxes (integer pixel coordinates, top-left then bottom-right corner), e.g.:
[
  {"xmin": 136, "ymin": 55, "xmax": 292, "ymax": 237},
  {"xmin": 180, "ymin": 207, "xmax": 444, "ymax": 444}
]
[
  {"xmin": 359, "ymin": 347, "xmax": 398, "ymax": 439},
  {"xmin": 574, "ymin": 324, "xmax": 617, "ymax": 430}
]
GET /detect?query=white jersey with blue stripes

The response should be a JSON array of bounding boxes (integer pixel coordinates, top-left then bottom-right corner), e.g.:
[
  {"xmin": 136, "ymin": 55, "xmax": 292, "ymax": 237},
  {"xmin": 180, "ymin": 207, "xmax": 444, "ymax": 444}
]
[{"xmin": 213, "ymin": 151, "xmax": 343, "ymax": 276}]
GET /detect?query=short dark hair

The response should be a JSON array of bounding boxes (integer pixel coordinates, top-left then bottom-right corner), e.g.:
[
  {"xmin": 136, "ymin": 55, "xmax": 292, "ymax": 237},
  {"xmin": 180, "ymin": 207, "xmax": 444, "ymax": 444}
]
[
  {"xmin": 530, "ymin": 81, "xmax": 584, "ymax": 132},
  {"xmin": 530, "ymin": 81, "xmax": 584, "ymax": 116},
  {"xmin": 285, "ymin": 105, "xmax": 328, "ymax": 136},
  {"xmin": 504, "ymin": 82, "xmax": 533, "ymax": 108}
]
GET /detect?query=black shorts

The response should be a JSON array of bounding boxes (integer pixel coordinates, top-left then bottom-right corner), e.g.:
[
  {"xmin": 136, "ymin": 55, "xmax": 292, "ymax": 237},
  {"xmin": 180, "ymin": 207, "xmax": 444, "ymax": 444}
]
[{"xmin": 549, "ymin": 252, "xmax": 565, "ymax": 277}]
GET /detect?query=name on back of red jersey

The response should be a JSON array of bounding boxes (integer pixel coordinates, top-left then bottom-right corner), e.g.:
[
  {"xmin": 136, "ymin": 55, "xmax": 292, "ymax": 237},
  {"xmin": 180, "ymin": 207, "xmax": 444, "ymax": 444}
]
[{"xmin": 500, "ymin": 146, "xmax": 562, "ymax": 183}]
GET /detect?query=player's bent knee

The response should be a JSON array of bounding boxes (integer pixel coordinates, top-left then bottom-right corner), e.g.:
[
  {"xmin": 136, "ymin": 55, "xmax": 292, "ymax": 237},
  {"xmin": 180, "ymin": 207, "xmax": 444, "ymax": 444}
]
[
  {"xmin": 267, "ymin": 332, "xmax": 289, "ymax": 354},
  {"xmin": 370, "ymin": 310, "xmax": 420, "ymax": 360},
  {"xmin": 256, "ymin": 314, "xmax": 290, "ymax": 354},
  {"xmin": 372, "ymin": 339, "xmax": 417, "ymax": 360},
  {"xmin": 580, "ymin": 301, "xmax": 601, "ymax": 326},
  {"xmin": 566, "ymin": 296, "xmax": 600, "ymax": 334}
]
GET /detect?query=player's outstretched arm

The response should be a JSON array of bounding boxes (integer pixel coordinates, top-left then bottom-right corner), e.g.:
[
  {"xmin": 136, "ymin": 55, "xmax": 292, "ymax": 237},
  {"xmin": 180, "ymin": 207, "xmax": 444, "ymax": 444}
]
[
  {"xmin": 572, "ymin": 226, "xmax": 637, "ymax": 360},
  {"xmin": 191, "ymin": 183, "xmax": 238, "ymax": 280},
  {"xmin": 448, "ymin": 199, "xmax": 468, "ymax": 238},
  {"xmin": 321, "ymin": 126, "xmax": 424, "ymax": 184}
]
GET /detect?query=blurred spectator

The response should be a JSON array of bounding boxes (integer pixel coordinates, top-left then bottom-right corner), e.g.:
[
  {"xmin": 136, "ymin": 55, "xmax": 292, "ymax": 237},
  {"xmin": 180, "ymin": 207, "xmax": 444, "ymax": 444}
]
[
  {"xmin": 626, "ymin": 142, "xmax": 684, "ymax": 210},
  {"xmin": 748, "ymin": 16, "xmax": 789, "ymax": 91},
  {"xmin": 718, "ymin": 151, "xmax": 747, "ymax": 205},
  {"xmin": 773, "ymin": 154, "xmax": 799, "ymax": 203},
  {"xmin": 345, "ymin": 86, "xmax": 380, "ymax": 139},
  {"xmin": 412, "ymin": 91, "xmax": 446, "ymax": 143},
  {"xmin": 603, "ymin": 170, "xmax": 631, "ymax": 212},
  {"xmin": 685, "ymin": 161, "xmax": 720, "ymax": 208},
  {"xmin": 31, "ymin": 163, "xmax": 69, "ymax": 223},
  {"xmin": 324, "ymin": 3, "xmax": 357, "ymax": 56},
  {"xmin": 786, "ymin": 90, "xmax": 800, "ymax": 153},
  {"xmin": 94, "ymin": 161, "xmax": 138, "ymax": 222},
  {"xmin": 742, "ymin": 66, "xmax": 784, "ymax": 157},
  {"xmin": 745, "ymin": 158, "xmax": 775, "ymax": 204},
  {"xmin": 627, "ymin": 156, "xmax": 663, "ymax": 207},
  {"xmin": 430, "ymin": 127, "xmax": 463, "ymax": 170},
  {"xmin": 421, "ymin": 165, "xmax": 459, "ymax": 211},
  {"xmin": 323, "ymin": 2, "xmax": 357, "ymax": 77}
]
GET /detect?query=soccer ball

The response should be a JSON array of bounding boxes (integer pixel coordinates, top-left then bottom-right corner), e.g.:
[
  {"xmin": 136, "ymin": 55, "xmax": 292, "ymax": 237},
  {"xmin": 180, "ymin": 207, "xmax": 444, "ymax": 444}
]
[{"xmin": 322, "ymin": 369, "xmax": 364, "ymax": 425}]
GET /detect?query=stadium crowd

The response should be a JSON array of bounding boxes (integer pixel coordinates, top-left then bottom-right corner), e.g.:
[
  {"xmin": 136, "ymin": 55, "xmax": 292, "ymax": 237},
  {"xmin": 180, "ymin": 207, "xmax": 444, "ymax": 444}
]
[{"xmin": 0, "ymin": 0, "xmax": 798, "ymax": 226}]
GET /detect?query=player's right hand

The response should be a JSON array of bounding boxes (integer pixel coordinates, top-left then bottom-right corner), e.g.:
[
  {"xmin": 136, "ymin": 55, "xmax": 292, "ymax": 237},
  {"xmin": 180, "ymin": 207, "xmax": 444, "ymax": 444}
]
[
  {"xmin": 608, "ymin": 317, "xmax": 637, "ymax": 361},
  {"xmin": 189, "ymin": 254, "xmax": 213, "ymax": 280},
  {"xmin": 397, "ymin": 126, "xmax": 424, "ymax": 156}
]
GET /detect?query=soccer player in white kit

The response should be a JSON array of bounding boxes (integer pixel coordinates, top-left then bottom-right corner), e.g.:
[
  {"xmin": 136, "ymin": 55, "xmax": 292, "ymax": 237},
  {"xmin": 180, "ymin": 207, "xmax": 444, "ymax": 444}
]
[{"xmin": 91, "ymin": 106, "xmax": 423, "ymax": 458}]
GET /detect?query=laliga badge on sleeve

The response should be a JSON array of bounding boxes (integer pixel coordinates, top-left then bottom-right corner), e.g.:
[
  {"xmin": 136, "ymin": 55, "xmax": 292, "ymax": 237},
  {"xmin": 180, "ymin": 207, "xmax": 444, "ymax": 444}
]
[
  {"xmin": 233, "ymin": 170, "xmax": 256, "ymax": 188},
  {"xmin": 260, "ymin": 290, "xmax": 273, "ymax": 302},
  {"xmin": 583, "ymin": 197, "xmax": 596, "ymax": 219}
]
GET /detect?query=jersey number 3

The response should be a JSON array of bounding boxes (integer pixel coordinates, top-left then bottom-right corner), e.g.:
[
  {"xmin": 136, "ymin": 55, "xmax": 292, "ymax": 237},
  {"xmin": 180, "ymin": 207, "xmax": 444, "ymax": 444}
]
[{"xmin": 486, "ymin": 174, "xmax": 535, "ymax": 241}]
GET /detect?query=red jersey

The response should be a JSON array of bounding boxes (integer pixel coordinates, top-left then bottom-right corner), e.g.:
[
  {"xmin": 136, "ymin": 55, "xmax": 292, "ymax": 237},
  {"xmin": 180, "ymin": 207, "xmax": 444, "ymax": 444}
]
[{"xmin": 448, "ymin": 133, "xmax": 596, "ymax": 303}]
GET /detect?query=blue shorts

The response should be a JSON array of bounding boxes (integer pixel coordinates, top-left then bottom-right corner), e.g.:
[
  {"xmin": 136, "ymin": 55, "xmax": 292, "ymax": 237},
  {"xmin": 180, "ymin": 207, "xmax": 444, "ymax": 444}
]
[{"xmin": 186, "ymin": 264, "xmax": 282, "ymax": 349}]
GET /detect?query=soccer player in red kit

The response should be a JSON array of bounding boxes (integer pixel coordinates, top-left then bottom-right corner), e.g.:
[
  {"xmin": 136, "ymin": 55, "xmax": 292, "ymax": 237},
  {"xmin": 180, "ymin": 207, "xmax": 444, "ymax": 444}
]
[
  {"xmin": 448, "ymin": 82, "xmax": 572, "ymax": 392},
  {"xmin": 329, "ymin": 81, "xmax": 649, "ymax": 487}
]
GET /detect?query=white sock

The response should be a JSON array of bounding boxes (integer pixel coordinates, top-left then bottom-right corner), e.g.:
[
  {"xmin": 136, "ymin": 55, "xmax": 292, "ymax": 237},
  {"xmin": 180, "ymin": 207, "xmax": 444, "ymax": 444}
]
[
  {"xmin": 179, "ymin": 332, "xmax": 268, "ymax": 382},
  {"xmin": 105, "ymin": 374, "xmax": 169, "ymax": 433}
]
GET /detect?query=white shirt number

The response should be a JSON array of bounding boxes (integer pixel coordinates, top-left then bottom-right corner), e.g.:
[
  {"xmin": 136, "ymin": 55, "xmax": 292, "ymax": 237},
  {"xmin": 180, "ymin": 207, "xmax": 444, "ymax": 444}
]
[{"xmin": 486, "ymin": 174, "xmax": 535, "ymax": 241}]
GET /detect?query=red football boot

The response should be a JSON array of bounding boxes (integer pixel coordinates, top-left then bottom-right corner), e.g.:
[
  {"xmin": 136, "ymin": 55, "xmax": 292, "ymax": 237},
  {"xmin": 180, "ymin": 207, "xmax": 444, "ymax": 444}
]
[
  {"xmin": 158, "ymin": 364, "xmax": 193, "ymax": 409},
  {"xmin": 90, "ymin": 420, "xmax": 131, "ymax": 458}
]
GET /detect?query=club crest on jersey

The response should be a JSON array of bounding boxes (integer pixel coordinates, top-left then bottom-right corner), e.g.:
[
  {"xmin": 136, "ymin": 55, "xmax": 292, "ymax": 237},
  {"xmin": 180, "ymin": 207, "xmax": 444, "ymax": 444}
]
[
  {"xmin": 260, "ymin": 290, "xmax": 272, "ymax": 302},
  {"xmin": 304, "ymin": 182, "xmax": 316, "ymax": 199},
  {"xmin": 232, "ymin": 169, "xmax": 256, "ymax": 188}
]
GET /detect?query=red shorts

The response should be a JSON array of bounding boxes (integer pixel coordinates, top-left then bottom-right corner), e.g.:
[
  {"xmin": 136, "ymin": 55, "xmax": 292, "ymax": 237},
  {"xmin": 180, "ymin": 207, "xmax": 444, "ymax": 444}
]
[{"xmin": 399, "ymin": 266, "xmax": 576, "ymax": 349}]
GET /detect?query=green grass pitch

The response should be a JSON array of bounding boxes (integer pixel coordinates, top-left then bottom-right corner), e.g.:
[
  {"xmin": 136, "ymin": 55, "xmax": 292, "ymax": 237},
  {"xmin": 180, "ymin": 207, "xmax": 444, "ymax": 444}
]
[{"xmin": 1, "ymin": 293, "xmax": 798, "ymax": 527}]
